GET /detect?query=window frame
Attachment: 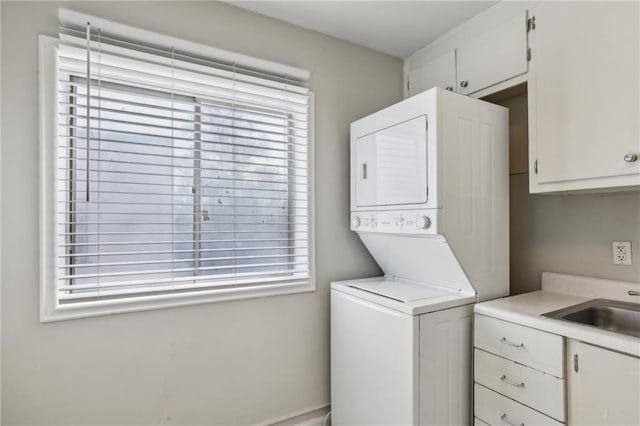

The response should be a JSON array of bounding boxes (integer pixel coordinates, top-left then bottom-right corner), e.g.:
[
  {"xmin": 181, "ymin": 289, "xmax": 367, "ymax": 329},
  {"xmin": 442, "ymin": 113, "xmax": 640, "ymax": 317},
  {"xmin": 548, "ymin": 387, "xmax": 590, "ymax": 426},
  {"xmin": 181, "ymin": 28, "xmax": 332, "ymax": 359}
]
[{"xmin": 39, "ymin": 36, "xmax": 315, "ymax": 322}]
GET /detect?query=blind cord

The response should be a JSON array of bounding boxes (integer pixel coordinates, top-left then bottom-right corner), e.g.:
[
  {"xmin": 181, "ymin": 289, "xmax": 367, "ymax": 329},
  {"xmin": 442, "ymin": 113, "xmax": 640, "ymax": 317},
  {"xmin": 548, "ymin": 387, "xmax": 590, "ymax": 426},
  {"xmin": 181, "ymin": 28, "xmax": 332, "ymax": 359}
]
[
  {"xmin": 170, "ymin": 46, "xmax": 176, "ymax": 286},
  {"xmin": 97, "ymin": 28, "xmax": 102, "ymax": 295},
  {"xmin": 85, "ymin": 21, "xmax": 91, "ymax": 202}
]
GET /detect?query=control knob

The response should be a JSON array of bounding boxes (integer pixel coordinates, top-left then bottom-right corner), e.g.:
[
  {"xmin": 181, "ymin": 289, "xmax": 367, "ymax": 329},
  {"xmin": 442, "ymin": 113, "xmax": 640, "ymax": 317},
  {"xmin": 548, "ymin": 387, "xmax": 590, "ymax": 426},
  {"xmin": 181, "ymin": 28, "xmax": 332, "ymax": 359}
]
[
  {"xmin": 416, "ymin": 216, "xmax": 431, "ymax": 229},
  {"xmin": 351, "ymin": 216, "xmax": 361, "ymax": 228}
]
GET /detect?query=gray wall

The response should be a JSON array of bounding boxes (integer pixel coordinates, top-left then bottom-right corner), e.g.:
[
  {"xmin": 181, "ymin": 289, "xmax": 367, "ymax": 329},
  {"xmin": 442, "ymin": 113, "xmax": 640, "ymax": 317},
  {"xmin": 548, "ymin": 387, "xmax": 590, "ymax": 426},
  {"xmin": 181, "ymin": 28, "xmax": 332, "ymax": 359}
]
[
  {"xmin": 0, "ymin": 2, "xmax": 399, "ymax": 424},
  {"xmin": 510, "ymin": 174, "xmax": 640, "ymax": 294},
  {"xmin": 502, "ymin": 93, "xmax": 640, "ymax": 294}
]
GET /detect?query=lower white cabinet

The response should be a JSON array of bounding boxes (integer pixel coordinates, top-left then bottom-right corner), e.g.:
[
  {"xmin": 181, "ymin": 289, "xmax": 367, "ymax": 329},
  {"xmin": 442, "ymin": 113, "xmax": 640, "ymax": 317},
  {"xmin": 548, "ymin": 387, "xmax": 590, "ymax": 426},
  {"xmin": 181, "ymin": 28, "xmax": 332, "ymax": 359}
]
[
  {"xmin": 474, "ymin": 314, "xmax": 565, "ymax": 425},
  {"xmin": 474, "ymin": 349, "xmax": 565, "ymax": 422},
  {"xmin": 474, "ymin": 313, "xmax": 640, "ymax": 426},
  {"xmin": 474, "ymin": 315, "xmax": 565, "ymax": 378},
  {"xmin": 475, "ymin": 384, "xmax": 563, "ymax": 426},
  {"xmin": 567, "ymin": 339, "xmax": 640, "ymax": 425}
]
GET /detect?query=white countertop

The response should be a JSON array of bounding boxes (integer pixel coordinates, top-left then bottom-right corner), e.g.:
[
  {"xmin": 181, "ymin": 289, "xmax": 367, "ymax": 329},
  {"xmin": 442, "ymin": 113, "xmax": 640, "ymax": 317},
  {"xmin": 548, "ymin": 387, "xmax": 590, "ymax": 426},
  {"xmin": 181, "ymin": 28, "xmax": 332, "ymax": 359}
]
[{"xmin": 474, "ymin": 272, "xmax": 640, "ymax": 358}]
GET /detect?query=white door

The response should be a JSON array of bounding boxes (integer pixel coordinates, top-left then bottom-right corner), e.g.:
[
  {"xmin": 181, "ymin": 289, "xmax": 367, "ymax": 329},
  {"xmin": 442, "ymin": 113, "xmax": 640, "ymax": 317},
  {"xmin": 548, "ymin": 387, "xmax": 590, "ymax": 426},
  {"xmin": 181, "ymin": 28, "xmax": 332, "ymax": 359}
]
[
  {"xmin": 457, "ymin": 11, "xmax": 528, "ymax": 95},
  {"xmin": 567, "ymin": 339, "xmax": 640, "ymax": 425},
  {"xmin": 330, "ymin": 289, "xmax": 418, "ymax": 425},
  {"xmin": 354, "ymin": 115, "xmax": 428, "ymax": 207},
  {"xmin": 408, "ymin": 49, "xmax": 456, "ymax": 96},
  {"xmin": 532, "ymin": 2, "xmax": 640, "ymax": 185}
]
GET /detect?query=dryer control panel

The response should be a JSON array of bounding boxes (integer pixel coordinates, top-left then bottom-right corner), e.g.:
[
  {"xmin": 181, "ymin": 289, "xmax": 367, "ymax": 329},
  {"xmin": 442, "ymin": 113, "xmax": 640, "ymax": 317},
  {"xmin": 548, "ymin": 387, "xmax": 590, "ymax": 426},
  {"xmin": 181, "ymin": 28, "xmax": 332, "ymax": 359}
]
[{"xmin": 350, "ymin": 210, "xmax": 437, "ymax": 235}]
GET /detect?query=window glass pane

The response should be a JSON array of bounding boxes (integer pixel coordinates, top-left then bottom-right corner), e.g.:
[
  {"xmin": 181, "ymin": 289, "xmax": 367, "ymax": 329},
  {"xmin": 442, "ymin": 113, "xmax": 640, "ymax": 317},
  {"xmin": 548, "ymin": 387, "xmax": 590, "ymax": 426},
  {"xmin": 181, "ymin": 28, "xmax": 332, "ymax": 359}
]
[
  {"xmin": 198, "ymin": 103, "xmax": 294, "ymax": 277},
  {"xmin": 61, "ymin": 80, "xmax": 305, "ymax": 294},
  {"xmin": 63, "ymin": 80, "xmax": 196, "ymax": 290}
]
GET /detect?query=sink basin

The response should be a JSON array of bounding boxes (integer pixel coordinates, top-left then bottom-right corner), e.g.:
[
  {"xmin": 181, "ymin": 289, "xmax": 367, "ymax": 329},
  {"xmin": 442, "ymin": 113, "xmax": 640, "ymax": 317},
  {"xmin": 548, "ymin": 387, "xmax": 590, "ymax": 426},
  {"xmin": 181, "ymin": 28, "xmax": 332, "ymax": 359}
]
[{"xmin": 542, "ymin": 299, "xmax": 640, "ymax": 338}]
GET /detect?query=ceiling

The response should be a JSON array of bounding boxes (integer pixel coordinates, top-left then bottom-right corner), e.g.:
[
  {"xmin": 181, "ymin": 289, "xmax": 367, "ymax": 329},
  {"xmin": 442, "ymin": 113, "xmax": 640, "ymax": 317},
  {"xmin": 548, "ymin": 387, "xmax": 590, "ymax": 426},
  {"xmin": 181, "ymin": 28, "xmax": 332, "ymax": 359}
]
[{"xmin": 226, "ymin": 1, "xmax": 497, "ymax": 58}]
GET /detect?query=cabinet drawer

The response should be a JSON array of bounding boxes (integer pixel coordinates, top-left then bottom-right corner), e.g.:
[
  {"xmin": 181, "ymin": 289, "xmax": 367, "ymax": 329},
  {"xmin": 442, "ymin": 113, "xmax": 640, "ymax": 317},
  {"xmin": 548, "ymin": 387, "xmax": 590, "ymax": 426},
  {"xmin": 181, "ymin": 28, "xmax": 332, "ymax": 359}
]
[
  {"xmin": 475, "ymin": 384, "xmax": 564, "ymax": 426},
  {"xmin": 474, "ymin": 349, "xmax": 566, "ymax": 421},
  {"xmin": 474, "ymin": 315, "xmax": 565, "ymax": 377}
]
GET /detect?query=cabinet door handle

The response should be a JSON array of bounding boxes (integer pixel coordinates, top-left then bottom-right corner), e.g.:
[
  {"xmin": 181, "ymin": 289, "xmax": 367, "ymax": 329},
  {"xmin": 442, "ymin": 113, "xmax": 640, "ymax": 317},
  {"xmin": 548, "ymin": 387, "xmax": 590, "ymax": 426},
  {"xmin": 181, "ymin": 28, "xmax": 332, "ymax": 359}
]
[
  {"xmin": 624, "ymin": 153, "xmax": 638, "ymax": 162},
  {"xmin": 460, "ymin": 80, "xmax": 469, "ymax": 88},
  {"xmin": 628, "ymin": 290, "xmax": 640, "ymax": 296},
  {"xmin": 362, "ymin": 163, "xmax": 367, "ymax": 179},
  {"xmin": 500, "ymin": 337, "xmax": 525, "ymax": 348},
  {"xmin": 501, "ymin": 413, "xmax": 525, "ymax": 426},
  {"xmin": 500, "ymin": 374, "xmax": 525, "ymax": 388}
]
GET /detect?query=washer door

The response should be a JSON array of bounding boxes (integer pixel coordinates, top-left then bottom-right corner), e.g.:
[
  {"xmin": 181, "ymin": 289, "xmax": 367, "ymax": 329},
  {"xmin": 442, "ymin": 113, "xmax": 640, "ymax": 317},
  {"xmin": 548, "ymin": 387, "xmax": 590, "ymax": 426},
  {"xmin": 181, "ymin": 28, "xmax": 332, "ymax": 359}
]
[{"xmin": 330, "ymin": 289, "xmax": 418, "ymax": 425}]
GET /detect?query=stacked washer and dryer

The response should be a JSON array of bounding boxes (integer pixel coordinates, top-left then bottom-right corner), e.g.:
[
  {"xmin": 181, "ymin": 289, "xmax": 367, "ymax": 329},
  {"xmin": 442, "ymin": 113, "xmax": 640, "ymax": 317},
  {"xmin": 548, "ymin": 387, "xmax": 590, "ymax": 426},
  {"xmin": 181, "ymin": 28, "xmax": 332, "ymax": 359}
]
[{"xmin": 330, "ymin": 87, "xmax": 509, "ymax": 425}]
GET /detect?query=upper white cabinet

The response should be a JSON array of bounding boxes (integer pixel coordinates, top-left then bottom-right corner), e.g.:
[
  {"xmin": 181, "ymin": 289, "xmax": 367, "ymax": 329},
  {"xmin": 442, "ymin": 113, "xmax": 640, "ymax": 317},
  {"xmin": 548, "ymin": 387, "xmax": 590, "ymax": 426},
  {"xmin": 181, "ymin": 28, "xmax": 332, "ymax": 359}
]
[
  {"xmin": 407, "ymin": 49, "xmax": 456, "ymax": 97},
  {"xmin": 406, "ymin": 1, "xmax": 640, "ymax": 193},
  {"xmin": 457, "ymin": 11, "xmax": 529, "ymax": 96},
  {"xmin": 529, "ymin": 2, "xmax": 640, "ymax": 192},
  {"xmin": 567, "ymin": 339, "xmax": 640, "ymax": 425}
]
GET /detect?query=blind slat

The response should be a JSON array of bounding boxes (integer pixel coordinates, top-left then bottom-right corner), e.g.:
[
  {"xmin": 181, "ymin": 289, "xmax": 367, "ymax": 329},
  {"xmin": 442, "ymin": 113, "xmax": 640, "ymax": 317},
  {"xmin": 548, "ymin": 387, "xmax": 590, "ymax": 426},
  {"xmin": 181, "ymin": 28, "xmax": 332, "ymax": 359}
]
[
  {"xmin": 57, "ymin": 89, "xmax": 310, "ymax": 128},
  {"xmin": 59, "ymin": 237, "xmax": 309, "ymax": 248},
  {"xmin": 57, "ymin": 178, "xmax": 307, "ymax": 194},
  {"xmin": 58, "ymin": 101, "xmax": 309, "ymax": 133},
  {"xmin": 59, "ymin": 260, "xmax": 308, "ymax": 281},
  {"xmin": 57, "ymin": 135, "xmax": 308, "ymax": 155},
  {"xmin": 59, "ymin": 245, "xmax": 305, "ymax": 258},
  {"xmin": 57, "ymin": 61, "xmax": 309, "ymax": 115},
  {"xmin": 57, "ymin": 51, "xmax": 309, "ymax": 104},
  {"xmin": 57, "ymin": 275, "xmax": 310, "ymax": 302},
  {"xmin": 60, "ymin": 123, "xmax": 308, "ymax": 148},
  {"xmin": 60, "ymin": 253, "xmax": 309, "ymax": 270}
]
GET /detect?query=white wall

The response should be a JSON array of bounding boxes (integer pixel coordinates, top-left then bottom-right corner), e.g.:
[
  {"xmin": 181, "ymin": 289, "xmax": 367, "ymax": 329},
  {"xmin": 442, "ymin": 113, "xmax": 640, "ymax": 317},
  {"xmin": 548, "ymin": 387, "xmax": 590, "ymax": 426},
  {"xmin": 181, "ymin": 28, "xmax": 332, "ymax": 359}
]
[{"xmin": 0, "ymin": 2, "xmax": 400, "ymax": 424}]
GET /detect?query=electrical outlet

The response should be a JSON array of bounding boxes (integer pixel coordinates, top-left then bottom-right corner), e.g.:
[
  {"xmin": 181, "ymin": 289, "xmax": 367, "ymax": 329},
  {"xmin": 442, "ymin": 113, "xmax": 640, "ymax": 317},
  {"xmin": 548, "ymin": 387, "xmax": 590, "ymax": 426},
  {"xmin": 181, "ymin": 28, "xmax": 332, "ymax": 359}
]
[{"xmin": 612, "ymin": 241, "xmax": 632, "ymax": 266}]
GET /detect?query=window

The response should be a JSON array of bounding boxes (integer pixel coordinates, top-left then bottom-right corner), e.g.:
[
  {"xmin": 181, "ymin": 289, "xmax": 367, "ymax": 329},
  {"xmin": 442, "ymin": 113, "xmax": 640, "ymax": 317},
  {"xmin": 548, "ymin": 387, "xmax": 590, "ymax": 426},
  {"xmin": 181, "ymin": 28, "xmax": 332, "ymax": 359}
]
[{"xmin": 40, "ymin": 10, "xmax": 313, "ymax": 321}]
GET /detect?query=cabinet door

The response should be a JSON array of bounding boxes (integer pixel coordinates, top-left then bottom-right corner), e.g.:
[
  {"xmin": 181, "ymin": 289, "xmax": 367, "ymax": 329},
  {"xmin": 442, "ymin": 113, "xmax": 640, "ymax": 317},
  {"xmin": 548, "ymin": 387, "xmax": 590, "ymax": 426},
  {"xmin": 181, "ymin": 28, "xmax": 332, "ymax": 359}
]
[
  {"xmin": 532, "ymin": 2, "xmax": 640, "ymax": 187},
  {"xmin": 408, "ymin": 49, "xmax": 456, "ymax": 96},
  {"xmin": 331, "ymin": 290, "xmax": 418, "ymax": 424},
  {"xmin": 567, "ymin": 340, "xmax": 640, "ymax": 425},
  {"xmin": 456, "ymin": 11, "xmax": 528, "ymax": 95}
]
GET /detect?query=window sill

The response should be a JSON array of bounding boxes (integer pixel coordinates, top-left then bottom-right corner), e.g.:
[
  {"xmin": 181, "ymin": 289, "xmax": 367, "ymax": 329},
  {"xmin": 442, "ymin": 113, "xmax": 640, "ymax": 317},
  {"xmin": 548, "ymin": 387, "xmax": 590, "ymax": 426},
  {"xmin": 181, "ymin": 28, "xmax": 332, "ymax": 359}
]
[{"xmin": 41, "ymin": 279, "xmax": 315, "ymax": 323}]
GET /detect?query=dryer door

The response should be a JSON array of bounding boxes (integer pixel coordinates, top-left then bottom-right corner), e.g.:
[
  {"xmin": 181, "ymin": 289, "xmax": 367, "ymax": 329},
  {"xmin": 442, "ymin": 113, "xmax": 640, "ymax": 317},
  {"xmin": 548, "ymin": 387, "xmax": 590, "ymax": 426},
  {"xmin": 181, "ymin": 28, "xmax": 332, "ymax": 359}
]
[{"xmin": 354, "ymin": 115, "xmax": 428, "ymax": 208}]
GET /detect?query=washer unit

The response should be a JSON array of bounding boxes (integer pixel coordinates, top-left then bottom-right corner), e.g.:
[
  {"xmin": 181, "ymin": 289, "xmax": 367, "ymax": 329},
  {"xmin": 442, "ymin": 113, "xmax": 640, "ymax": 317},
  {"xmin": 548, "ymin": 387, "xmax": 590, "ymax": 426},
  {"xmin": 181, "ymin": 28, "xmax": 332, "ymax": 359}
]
[{"xmin": 330, "ymin": 88, "xmax": 509, "ymax": 425}]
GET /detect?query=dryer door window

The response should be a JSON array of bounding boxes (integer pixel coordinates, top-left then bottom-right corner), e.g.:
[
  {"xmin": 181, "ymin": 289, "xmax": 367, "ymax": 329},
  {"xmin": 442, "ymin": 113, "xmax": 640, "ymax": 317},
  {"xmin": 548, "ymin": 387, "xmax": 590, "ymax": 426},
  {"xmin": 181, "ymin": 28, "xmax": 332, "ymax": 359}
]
[{"xmin": 355, "ymin": 115, "xmax": 428, "ymax": 207}]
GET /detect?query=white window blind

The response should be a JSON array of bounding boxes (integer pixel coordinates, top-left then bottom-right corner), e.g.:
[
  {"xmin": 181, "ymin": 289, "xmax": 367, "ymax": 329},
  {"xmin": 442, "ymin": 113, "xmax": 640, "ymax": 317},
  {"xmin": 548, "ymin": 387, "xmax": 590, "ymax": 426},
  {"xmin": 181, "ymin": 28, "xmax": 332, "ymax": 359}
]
[{"xmin": 42, "ymin": 10, "xmax": 312, "ymax": 317}]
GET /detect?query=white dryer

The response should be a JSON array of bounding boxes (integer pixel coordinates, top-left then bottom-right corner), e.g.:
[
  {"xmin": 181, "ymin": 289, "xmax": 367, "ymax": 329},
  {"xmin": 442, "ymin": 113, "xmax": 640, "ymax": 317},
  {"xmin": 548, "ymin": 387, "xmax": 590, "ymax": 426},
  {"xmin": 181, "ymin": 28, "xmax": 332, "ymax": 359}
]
[{"xmin": 331, "ymin": 88, "xmax": 509, "ymax": 425}]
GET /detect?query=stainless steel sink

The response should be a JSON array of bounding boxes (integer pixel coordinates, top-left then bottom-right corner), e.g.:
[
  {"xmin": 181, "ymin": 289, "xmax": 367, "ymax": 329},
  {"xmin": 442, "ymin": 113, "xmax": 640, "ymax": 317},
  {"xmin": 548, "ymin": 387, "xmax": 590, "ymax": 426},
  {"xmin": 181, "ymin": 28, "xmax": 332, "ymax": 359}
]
[{"xmin": 542, "ymin": 299, "xmax": 640, "ymax": 338}]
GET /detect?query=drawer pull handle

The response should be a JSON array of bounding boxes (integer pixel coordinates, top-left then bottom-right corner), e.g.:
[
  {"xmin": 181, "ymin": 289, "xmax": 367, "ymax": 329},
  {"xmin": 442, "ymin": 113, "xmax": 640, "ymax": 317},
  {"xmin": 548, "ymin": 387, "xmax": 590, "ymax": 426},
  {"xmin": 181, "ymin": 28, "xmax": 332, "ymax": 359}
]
[
  {"xmin": 629, "ymin": 290, "xmax": 640, "ymax": 296},
  {"xmin": 501, "ymin": 413, "xmax": 525, "ymax": 426},
  {"xmin": 500, "ymin": 337, "xmax": 525, "ymax": 348},
  {"xmin": 500, "ymin": 374, "xmax": 525, "ymax": 388}
]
